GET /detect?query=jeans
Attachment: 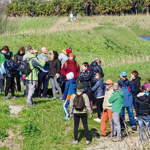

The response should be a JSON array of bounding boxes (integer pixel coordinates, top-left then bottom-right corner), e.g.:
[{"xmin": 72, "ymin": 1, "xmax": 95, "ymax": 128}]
[
  {"xmin": 5, "ymin": 77, "xmax": 15, "ymax": 97},
  {"xmin": 133, "ymin": 99, "xmax": 138, "ymax": 117},
  {"xmin": 120, "ymin": 106, "xmax": 136, "ymax": 129},
  {"xmin": 62, "ymin": 100, "xmax": 70, "ymax": 117},
  {"xmin": 0, "ymin": 79, "xmax": 4, "ymax": 92},
  {"xmin": 138, "ymin": 116, "xmax": 150, "ymax": 141},
  {"xmin": 95, "ymin": 98, "xmax": 104, "ymax": 119}
]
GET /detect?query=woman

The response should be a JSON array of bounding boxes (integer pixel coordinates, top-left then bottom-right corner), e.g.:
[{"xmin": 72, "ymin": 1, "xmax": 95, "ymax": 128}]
[
  {"xmin": 47, "ymin": 51, "xmax": 63, "ymax": 100},
  {"xmin": 14, "ymin": 46, "xmax": 25, "ymax": 92}
]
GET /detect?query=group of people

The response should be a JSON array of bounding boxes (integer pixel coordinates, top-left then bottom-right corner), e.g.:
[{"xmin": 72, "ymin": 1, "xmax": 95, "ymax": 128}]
[{"xmin": 0, "ymin": 45, "xmax": 150, "ymax": 144}]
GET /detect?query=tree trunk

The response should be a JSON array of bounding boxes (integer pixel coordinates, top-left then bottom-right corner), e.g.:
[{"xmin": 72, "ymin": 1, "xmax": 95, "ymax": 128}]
[{"xmin": 135, "ymin": 7, "xmax": 137, "ymax": 15}]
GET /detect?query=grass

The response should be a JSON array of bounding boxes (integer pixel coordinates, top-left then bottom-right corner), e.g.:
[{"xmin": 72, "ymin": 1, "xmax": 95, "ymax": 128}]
[{"xmin": 0, "ymin": 15, "xmax": 150, "ymax": 149}]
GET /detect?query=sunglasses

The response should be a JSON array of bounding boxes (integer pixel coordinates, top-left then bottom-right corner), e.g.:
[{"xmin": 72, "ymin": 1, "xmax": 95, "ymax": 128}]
[{"xmin": 105, "ymin": 84, "xmax": 110, "ymax": 85}]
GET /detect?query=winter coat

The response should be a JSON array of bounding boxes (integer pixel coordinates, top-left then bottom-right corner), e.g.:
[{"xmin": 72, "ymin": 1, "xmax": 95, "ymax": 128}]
[
  {"xmin": 78, "ymin": 69, "xmax": 92, "ymax": 88},
  {"xmin": 26, "ymin": 54, "xmax": 46, "ymax": 81},
  {"xmin": 58, "ymin": 52, "xmax": 68, "ymax": 67},
  {"xmin": 63, "ymin": 79, "xmax": 77, "ymax": 100},
  {"xmin": 103, "ymin": 87, "xmax": 114, "ymax": 110},
  {"xmin": 136, "ymin": 93, "xmax": 150, "ymax": 116},
  {"xmin": 118, "ymin": 79, "xmax": 135, "ymax": 107},
  {"xmin": 109, "ymin": 88, "xmax": 124, "ymax": 113},
  {"xmin": 23, "ymin": 51, "xmax": 30, "ymax": 61},
  {"xmin": 91, "ymin": 78, "xmax": 105, "ymax": 98},
  {"xmin": 14, "ymin": 53, "xmax": 25, "ymax": 66},
  {"xmin": 89, "ymin": 61, "xmax": 104, "ymax": 84},
  {"xmin": 61, "ymin": 59, "xmax": 80, "ymax": 80},
  {"xmin": 131, "ymin": 77, "xmax": 141, "ymax": 99},
  {"xmin": 46, "ymin": 51, "xmax": 61, "ymax": 77}
]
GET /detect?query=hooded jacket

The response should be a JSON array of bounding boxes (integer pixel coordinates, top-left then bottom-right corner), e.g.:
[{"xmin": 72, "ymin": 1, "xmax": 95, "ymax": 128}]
[
  {"xmin": 89, "ymin": 61, "xmax": 104, "ymax": 84},
  {"xmin": 47, "ymin": 51, "xmax": 61, "ymax": 77},
  {"xmin": 136, "ymin": 93, "xmax": 150, "ymax": 116},
  {"xmin": 109, "ymin": 88, "xmax": 124, "ymax": 113},
  {"xmin": 14, "ymin": 52, "xmax": 25, "ymax": 66},
  {"xmin": 58, "ymin": 50, "xmax": 68, "ymax": 67}
]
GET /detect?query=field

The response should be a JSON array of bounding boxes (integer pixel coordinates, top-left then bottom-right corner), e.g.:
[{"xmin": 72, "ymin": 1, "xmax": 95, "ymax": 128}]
[{"xmin": 1, "ymin": 15, "xmax": 150, "ymax": 150}]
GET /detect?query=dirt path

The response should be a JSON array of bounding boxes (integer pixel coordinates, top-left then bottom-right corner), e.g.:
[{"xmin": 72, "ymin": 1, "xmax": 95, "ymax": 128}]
[{"xmin": 9, "ymin": 105, "xmax": 24, "ymax": 117}]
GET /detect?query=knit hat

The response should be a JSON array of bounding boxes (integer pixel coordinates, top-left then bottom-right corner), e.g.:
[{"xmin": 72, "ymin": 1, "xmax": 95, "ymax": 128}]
[
  {"xmin": 105, "ymin": 79, "xmax": 113, "ymax": 85},
  {"xmin": 66, "ymin": 46, "xmax": 72, "ymax": 50},
  {"xmin": 66, "ymin": 72, "xmax": 74, "ymax": 80},
  {"xmin": 144, "ymin": 83, "xmax": 150, "ymax": 90},
  {"xmin": 26, "ymin": 45, "xmax": 33, "ymax": 51},
  {"xmin": 66, "ymin": 49, "xmax": 72, "ymax": 54},
  {"xmin": 69, "ymin": 53, "xmax": 76, "ymax": 58},
  {"xmin": 120, "ymin": 71, "xmax": 127, "ymax": 77},
  {"xmin": 77, "ymin": 83, "xmax": 84, "ymax": 90},
  {"xmin": 4, "ymin": 51, "xmax": 12, "ymax": 60}
]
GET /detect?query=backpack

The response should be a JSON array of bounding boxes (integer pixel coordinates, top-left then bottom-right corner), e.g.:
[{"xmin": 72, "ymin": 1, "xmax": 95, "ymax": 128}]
[
  {"xmin": 73, "ymin": 92, "xmax": 85, "ymax": 111},
  {"xmin": 20, "ymin": 58, "xmax": 34, "ymax": 75}
]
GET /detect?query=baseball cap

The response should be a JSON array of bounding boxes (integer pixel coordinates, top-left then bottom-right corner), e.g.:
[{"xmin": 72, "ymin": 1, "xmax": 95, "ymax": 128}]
[
  {"xmin": 105, "ymin": 79, "xmax": 113, "ymax": 85},
  {"xmin": 26, "ymin": 45, "xmax": 33, "ymax": 51},
  {"xmin": 120, "ymin": 71, "xmax": 127, "ymax": 77}
]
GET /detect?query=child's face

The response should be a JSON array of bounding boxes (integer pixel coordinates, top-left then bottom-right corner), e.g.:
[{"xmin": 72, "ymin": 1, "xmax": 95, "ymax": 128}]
[
  {"xmin": 131, "ymin": 74, "xmax": 135, "ymax": 79},
  {"xmin": 82, "ymin": 65, "xmax": 87, "ymax": 70},
  {"xmin": 120, "ymin": 75, "xmax": 127, "ymax": 81}
]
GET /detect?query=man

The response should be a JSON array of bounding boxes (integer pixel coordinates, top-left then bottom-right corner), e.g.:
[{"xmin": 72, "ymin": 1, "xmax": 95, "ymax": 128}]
[
  {"xmin": 100, "ymin": 79, "xmax": 113, "ymax": 137},
  {"xmin": 23, "ymin": 45, "xmax": 33, "ymax": 61},
  {"xmin": 37, "ymin": 47, "xmax": 49, "ymax": 99},
  {"xmin": 26, "ymin": 49, "xmax": 46, "ymax": 107},
  {"xmin": 118, "ymin": 71, "xmax": 137, "ymax": 131}
]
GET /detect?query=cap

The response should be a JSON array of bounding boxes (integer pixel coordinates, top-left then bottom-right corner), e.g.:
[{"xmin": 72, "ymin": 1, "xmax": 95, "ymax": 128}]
[
  {"xmin": 66, "ymin": 46, "xmax": 72, "ymax": 50},
  {"xmin": 66, "ymin": 49, "xmax": 72, "ymax": 54},
  {"xmin": 77, "ymin": 83, "xmax": 84, "ymax": 90},
  {"xmin": 68, "ymin": 53, "xmax": 76, "ymax": 58},
  {"xmin": 120, "ymin": 71, "xmax": 127, "ymax": 77},
  {"xmin": 105, "ymin": 79, "xmax": 113, "ymax": 85},
  {"xmin": 26, "ymin": 45, "xmax": 33, "ymax": 51},
  {"xmin": 144, "ymin": 83, "xmax": 150, "ymax": 90}
]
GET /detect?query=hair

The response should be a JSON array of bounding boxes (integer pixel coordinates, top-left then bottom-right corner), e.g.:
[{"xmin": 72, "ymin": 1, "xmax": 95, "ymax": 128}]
[
  {"xmin": 113, "ymin": 83, "xmax": 119, "ymax": 88},
  {"xmin": 132, "ymin": 70, "xmax": 139, "ymax": 78},
  {"xmin": 139, "ymin": 86, "xmax": 145, "ymax": 92},
  {"xmin": 96, "ymin": 72, "xmax": 102, "ymax": 80},
  {"xmin": 94, "ymin": 58, "xmax": 101, "ymax": 64},
  {"xmin": 18, "ymin": 46, "xmax": 25, "ymax": 54},
  {"xmin": 48, "ymin": 51, "xmax": 54, "ymax": 61},
  {"xmin": 1, "ymin": 46, "xmax": 9, "ymax": 52},
  {"xmin": 82, "ymin": 62, "xmax": 89, "ymax": 68}
]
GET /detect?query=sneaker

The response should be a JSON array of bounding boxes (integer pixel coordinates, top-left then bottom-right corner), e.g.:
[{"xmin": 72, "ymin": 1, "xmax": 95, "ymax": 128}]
[
  {"xmin": 12, "ymin": 96, "xmax": 17, "ymax": 99},
  {"xmin": 94, "ymin": 118, "xmax": 101, "ymax": 123},
  {"xmin": 5, "ymin": 96, "xmax": 9, "ymax": 100},
  {"xmin": 63, "ymin": 116, "xmax": 70, "ymax": 120},
  {"xmin": 72, "ymin": 140, "xmax": 78, "ymax": 144},
  {"xmin": 51, "ymin": 97, "xmax": 56, "ymax": 100},
  {"xmin": 86, "ymin": 140, "xmax": 90, "ymax": 145},
  {"xmin": 132, "ymin": 126, "xmax": 137, "ymax": 131},
  {"xmin": 59, "ymin": 97, "xmax": 63, "ymax": 100},
  {"xmin": 112, "ymin": 138, "xmax": 122, "ymax": 142}
]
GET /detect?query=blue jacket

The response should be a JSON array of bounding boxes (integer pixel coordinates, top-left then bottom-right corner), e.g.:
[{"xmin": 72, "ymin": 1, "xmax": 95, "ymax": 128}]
[
  {"xmin": 118, "ymin": 79, "xmax": 135, "ymax": 107},
  {"xmin": 89, "ymin": 61, "xmax": 104, "ymax": 84},
  {"xmin": 63, "ymin": 79, "xmax": 77, "ymax": 100},
  {"xmin": 91, "ymin": 78, "xmax": 105, "ymax": 98}
]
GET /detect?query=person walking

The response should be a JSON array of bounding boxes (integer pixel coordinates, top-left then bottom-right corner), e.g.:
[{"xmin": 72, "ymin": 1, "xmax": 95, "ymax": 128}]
[
  {"xmin": 14, "ymin": 46, "xmax": 25, "ymax": 92},
  {"xmin": 108, "ymin": 83, "xmax": 123, "ymax": 142},
  {"xmin": 37, "ymin": 47, "xmax": 49, "ymax": 99},
  {"xmin": 47, "ymin": 51, "xmax": 63, "ymax": 100},
  {"xmin": 73, "ymin": 12, "xmax": 77, "ymax": 22}
]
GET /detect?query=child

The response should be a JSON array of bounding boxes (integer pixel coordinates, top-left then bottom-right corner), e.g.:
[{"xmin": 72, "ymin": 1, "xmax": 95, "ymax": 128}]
[
  {"xmin": 131, "ymin": 71, "xmax": 141, "ymax": 119},
  {"xmin": 108, "ymin": 83, "xmax": 123, "ymax": 142},
  {"xmin": 136, "ymin": 86, "xmax": 150, "ymax": 141},
  {"xmin": 144, "ymin": 82, "xmax": 150, "ymax": 96},
  {"xmin": 62, "ymin": 72, "xmax": 77, "ymax": 119},
  {"xmin": 91, "ymin": 72, "xmax": 105, "ymax": 123},
  {"xmin": 69, "ymin": 83, "xmax": 93, "ymax": 145},
  {"xmin": 3, "ymin": 52, "xmax": 19, "ymax": 100}
]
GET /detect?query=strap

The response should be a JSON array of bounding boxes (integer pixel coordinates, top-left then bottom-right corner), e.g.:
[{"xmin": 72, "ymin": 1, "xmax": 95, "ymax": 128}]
[{"xmin": 99, "ymin": 87, "xmax": 103, "ymax": 92}]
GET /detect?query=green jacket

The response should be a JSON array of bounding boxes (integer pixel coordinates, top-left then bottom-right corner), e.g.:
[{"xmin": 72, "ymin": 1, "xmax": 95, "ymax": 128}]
[
  {"xmin": 108, "ymin": 88, "xmax": 124, "ymax": 113},
  {"xmin": 26, "ymin": 54, "xmax": 46, "ymax": 81},
  {"xmin": 0, "ymin": 51, "xmax": 18, "ymax": 66}
]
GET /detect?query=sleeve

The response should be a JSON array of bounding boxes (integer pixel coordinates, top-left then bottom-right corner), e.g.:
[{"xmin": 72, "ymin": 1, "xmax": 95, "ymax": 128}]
[
  {"xmin": 134, "ymin": 80, "xmax": 141, "ymax": 96},
  {"xmin": 108, "ymin": 92, "xmax": 118, "ymax": 103},
  {"xmin": 69, "ymin": 94, "xmax": 74, "ymax": 114},
  {"xmin": 84, "ymin": 94, "xmax": 93, "ymax": 114},
  {"xmin": 31, "ymin": 58, "xmax": 46, "ymax": 69},
  {"xmin": 97, "ymin": 66, "xmax": 104, "ymax": 77},
  {"xmin": 56, "ymin": 60, "xmax": 61, "ymax": 74},
  {"xmin": 14, "ymin": 55, "xmax": 17, "ymax": 62},
  {"xmin": 76, "ymin": 64, "xmax": 80, "ymax": 79},
  {"xmin": 83, "ymin": 71, "xmax": 92, "ymax": 81},
  {"xmin": 13, "ymin": 51, "xmax": 18, "ymax": 57},
  {"xmin": 130, "ymin": 82, "xmax": 135, "ymax": 94},
  {"xmin": 5, "ymin": 61, "xmax": 12, "ymax": 70},
  {"xmin": 58, "ymin": 54, "xmax": 62, "ymax": 61},
  {"xmin": 78, "ymin": 72, "xmax": 84, "ymax": 82},
  {"xmin": 91, "ymin": 81, "xmax": 100, "ymax": 91},
  {"xmin": 63, "ymin": 82, "xmax": 69, "ymax": 100},
  {"xmin": 61, "ymin": 62, "xmax": 67, "ymax": 77}
]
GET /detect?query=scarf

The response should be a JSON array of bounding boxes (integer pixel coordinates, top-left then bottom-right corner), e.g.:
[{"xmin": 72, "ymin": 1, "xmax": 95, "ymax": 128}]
[{"xmin": 69, "ymin": 59, "xmax": 75, "ymax": 66}]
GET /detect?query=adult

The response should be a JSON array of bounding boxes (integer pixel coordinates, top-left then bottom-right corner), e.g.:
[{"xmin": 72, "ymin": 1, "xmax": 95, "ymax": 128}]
[
  {"xmin": 100, "ymin": 80, "xmax": 113, "ymax": 137},
  {"xmin": 37, "ymin": 47, "xmax": 49, "ymax": 99},
  {"xmin": 23, "ymin": 45, "xmax": 33, "ymax": 61},
  {"xmin": 118, "ymin": 71, "xmax": 137, "ymax": 131},
  {"xmin": 26, "ymin": 50, "xmax": 46, "ymax": 107},
  {"xmin": 73, "ymin": 12, "xmax": 77, "ymax": 22},
  {"xmin": 47, "ymin": 51, "xmax": 63, "ymax": 100},
  {"xmin": 14, "ymin": 46, "xmax": 25, "ymax": 92}
]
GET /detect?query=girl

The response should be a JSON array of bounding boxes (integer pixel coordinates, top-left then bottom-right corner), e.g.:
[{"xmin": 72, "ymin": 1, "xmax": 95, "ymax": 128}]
[{"xmin": 91, "ymin": 72, "xmax": 105, "ymax": 123}]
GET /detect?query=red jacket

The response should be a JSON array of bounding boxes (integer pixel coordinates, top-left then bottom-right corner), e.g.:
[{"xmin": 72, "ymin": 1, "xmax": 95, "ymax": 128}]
[{"xmin": 61, "ymin": 60, "xmax": 80, "ymax": 80}]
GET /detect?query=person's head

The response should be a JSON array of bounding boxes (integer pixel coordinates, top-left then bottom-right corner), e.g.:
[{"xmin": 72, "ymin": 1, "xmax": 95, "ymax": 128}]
[
  {"xmin": 82, "ymin": 62, "xmax": 89, "ymax": 70},
  {"xmin": 113, "ymin": 83, "xmax": 119, "ymax": 91},
  {"xmin": 69, "ymin": 53, "xmax": 76, "ymax": 60},
  {"xmin": 94, "ymin": 58, "xmax": 101, "ymax": 66},
  {"xmin": 66, "ymin": 72, "xmax": 74, "ymax": 80},
  {"xmin": 41, "ymin": 47, "xmax": 48, "ymax": 54},
  {"xmin": 4, "ymin": 51, "xmax": 12, "ymax": 60},
  {"xmin": 120, "ymin": 71, "xmax": 127, "ymax": 81},
  {"xmin": 66, "ymin": 46, "xmax": 72, "ymax": 50},
  {"xmin": 77, "ymin": 83, "xmax": 84, "ymax": 92},
  {"xmin": 26, "ymin": 45, "xmax": 33, "ymax": 53},
  {"xmin": 66, "ymin": 49, "xmax": 72, "ymax": 55},
  {"xmin": 105, "ymin": 79, "xmax": 113, "ymax": 90},
  {"xmin": 32, "ymin": 49, "xmax": 38, "ymax": 57},
  {"xmin": 95, "ymin": 72, "xmax": 102, "ymax": 81},
  {"xmin": 1, "ymin": 46, "xmax": 9, "ymax": 54},
  {"xmin": 48, "ymin": 51, "xmax": 54, "ymax": 61},
  {"xmin": 18, "ymin": 46, "xmax": 25, "ymax": 55},
  {"xmin": 131, "ymin": 71, "xmax": 138, "ymax": 79},
  {"xmin": 144, "ymin": 83, "xmax": 150, "ymax": 91},
  {"xmin": 139, "ymin": 86, "xmax": 146, "ymax": 93}
]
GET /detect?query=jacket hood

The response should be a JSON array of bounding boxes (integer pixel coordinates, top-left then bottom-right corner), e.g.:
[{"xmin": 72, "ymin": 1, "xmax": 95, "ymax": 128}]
[
  {"xmin": 90, "ymin": 61, "xmax": 98, "ymax": 66},
  {"xmin": 53, "ymin": 51, "xmax": 58, "ymax": 60},
  {"xmin": 137, "ymin": 92, "xmax": 145, "ymax": 97},
  {"xmin": 66, "ymin": 72, "xmax": 74, "ymax": 80},
  {"xmin": 137, "ymin": 93, "xmax": 148, "ymax": 102},
  {"xmin": 115, "ymin": 88, "xmax": 123, "ymax": 96},
  {"xmin": 132, "ymin": 77, "xmax": 141, "ymax": 81},
  {"xmin": 4, "ymin": 51, "xmax": 12, "ymax": 60},
  {"xmin": 28, "ymin": 54, "xmax": 36, "ymax": 59}
]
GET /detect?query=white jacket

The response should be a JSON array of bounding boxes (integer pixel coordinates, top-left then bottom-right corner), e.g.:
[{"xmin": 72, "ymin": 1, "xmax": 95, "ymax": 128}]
[{"xmin": 58, "ymin": 53, "xmax": 68, "ymax": 68}]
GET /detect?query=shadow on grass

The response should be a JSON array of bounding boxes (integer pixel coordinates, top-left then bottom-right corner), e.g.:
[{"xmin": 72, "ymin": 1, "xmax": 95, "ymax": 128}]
[{"xmin": 34, "ymin": 99, "xmax": 51, "ymax": 104}]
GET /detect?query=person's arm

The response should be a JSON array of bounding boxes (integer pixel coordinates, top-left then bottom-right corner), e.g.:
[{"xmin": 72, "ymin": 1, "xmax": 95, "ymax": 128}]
[
  {"xmin": 56, "ymin": 60, "xmax": 61, "ymax": 74},
  {"xmin": 61, "ymin": 63, "xmax": 67, "ymax": 77},
  {"xmin": 13, "ymin": 51, "xmax": 18, "ymax": 57},
  {"xmin": 108, "ymin": 92, "xmax": 118, "ymax": 103},
  {"xmin": 83, "ymin": 71, "xmax": 92, "ymax": 81},
  {"xmin": 14, "ymin": 55, "xmax": 17, "ymax": 62},
  {"xmin": 69, "ymin": 94, "xmax": 74, "ymax": 114},
  {"xmin": 91, "ymin": 81, "xmax": 100, "ymax": 91},
  {"xmin": 58, "ymin": 54, "xmax": 62, "ymax": 61},
  {"xmin": 76, "ymin": 63, "xmax": 80, "ymax": 79},
  {"xmin": 130, "ymin": 82, "xmax": 135, "ymax": 94},
  {"xmin": 134, "ymin": 80, "xmax": 141, "ymax": 96},
  {"xmin": 31, "ymin": 58, "xmax": 46, "ymax": 69},
  {"xmin": 5, "ymin": 61, "xmax": 13, "ymax": 70},
  {"xmin": 63, "ymin": 82, "xmax": 69, "ymax": 100},
  {"xmin": 97, "ymin": 65, "xmax": 104, "ymax": 77},
  {"xmin": 84, "ymin": 94, "xmax": 93, "ymax": 114},
  {"xmin": 78, "ymin": 72, "xmax": 84, "ymax": 82}
]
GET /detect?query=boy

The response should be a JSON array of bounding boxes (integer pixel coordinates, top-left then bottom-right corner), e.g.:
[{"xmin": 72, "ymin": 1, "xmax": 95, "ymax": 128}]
[
  {"xmin": 62, "ymin": 72, "xmax": 77, "ymax": 119},
  {"xmin": 69, "ymin": 83, "xmax": 93, "ymax": 145},
  {"xmin": 136, "ymin": 86, "xmax": 150, "ymax": 141},
  {"xmin": 108, "ymin": 83, "xmax": 123, "ymax": 142}
]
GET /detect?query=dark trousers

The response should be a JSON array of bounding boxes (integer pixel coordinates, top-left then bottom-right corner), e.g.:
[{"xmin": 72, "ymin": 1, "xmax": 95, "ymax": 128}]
[
  {"xmin": 15, "ymin": 71, "xmax": 21, "ymax": 92},
  {"xmin": 37, "ymin": 71, "xmax": 49, "ymax": 97},
  {"xmin": 74, "ymin": 113, "xmax": 90, "ymax": 141},
  {"xmin": 96, "ymin": 98, "xmax": 104, "ymax": 119},
  {"xmin": 5, "ymin": 77, "xmax": 15, "ymax": 97},
  {"xmin": 0, "ymin": 79, "xmax": 4, "ymax": 92},
  {"xmin": 133, "ymin": 99, "xmax": 138, "ymax": 117}
]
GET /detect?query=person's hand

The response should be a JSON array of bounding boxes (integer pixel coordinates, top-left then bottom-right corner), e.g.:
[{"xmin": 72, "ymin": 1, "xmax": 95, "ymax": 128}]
[
  {"xmin": 38, "ymin": 59, "xmax": 42, "ymax": 62},
  {"xmin": 55, "ymin": 74, "xmax": 60, "ymax": 79},
  {"xmin": 89, "ymin": 113, "xmax": 93, "ymax": 119},
  {"xmin": 43, "ymin": 57, "xmax": 46, "ymax": 60},
  {"xmin": 70, "ymin": 114, "xmax": 74, "ymax": 119}
]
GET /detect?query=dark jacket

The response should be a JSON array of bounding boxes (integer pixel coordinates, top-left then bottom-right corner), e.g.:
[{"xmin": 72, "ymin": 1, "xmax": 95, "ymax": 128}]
[
  {"xmin": 47, "ymin": 51, "xmax": 61, "ymax": 76},
  {"xmin": 89, "ymin": 61, "xmax": 104, "ymax": 84},
  {"xmin": 136, "ymin": 93, "xmax": 150, "ymax": 116},
  {"xmin": 78, "ymin": 69, "xmax": 92, "ymax": 88},
  {"xmin": 14, "ymin": 53, "xmax": 25, "ymax": 66},
  {"xmin": 131, "ymin": 77, "xmax": 141, "ymax": 99}
]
